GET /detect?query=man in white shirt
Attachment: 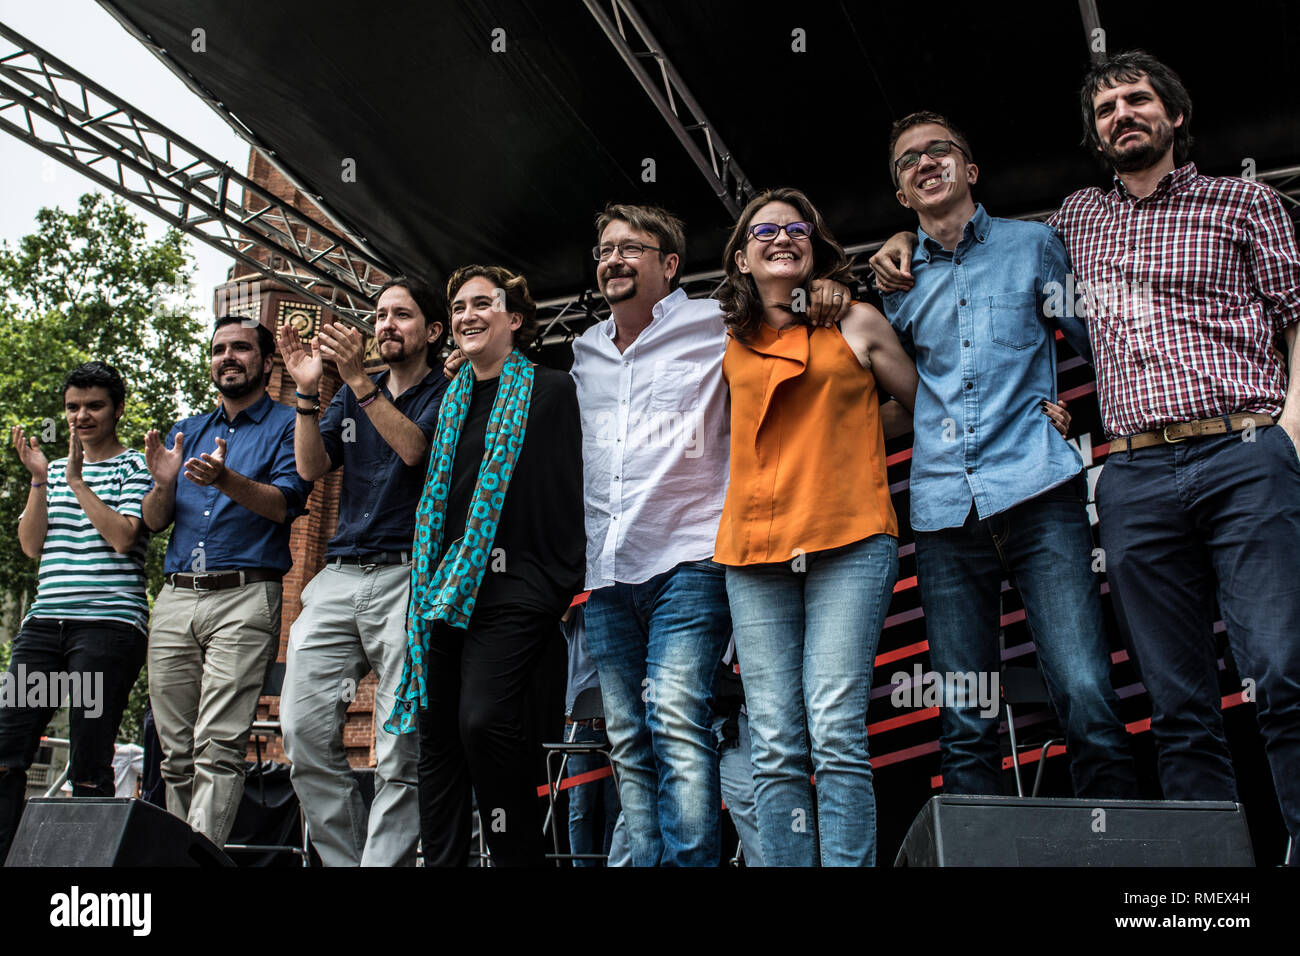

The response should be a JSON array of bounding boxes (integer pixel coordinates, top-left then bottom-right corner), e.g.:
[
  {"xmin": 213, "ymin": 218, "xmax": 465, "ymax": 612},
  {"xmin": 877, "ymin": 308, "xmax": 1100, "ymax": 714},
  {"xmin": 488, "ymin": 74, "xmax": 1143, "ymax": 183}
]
[{"xmin": 571, "ymin": 203, "xmax": 849, "ymax": 865}]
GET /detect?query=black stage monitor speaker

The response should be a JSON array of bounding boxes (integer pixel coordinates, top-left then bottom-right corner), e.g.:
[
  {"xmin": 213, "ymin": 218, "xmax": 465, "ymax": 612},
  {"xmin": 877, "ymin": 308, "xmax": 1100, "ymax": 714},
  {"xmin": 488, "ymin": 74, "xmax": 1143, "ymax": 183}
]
[
  {"xmin": 894, "ymin": 795, "xmax": 1254, "ymax": 866},
  {"xmin": 5, "ymin": 798, "xmax": 235, "ymax": 867}
]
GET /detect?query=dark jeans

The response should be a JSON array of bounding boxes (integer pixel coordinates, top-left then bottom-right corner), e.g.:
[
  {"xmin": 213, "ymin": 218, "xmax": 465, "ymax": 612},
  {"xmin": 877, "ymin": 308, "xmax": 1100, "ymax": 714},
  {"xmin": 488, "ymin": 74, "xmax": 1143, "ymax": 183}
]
[
  {"xmin": 914, "ymin": 474, "xmax": 1138, "ymax": 798},
  {"xmin": 1098, "ymin": 425, "xmax": 1300, "ymax": 855},
  {"xmin": 416, "ymin": 605, "xmax": 557, "ymax": 867},
  {"xmin": 0, "ymin": 616, "xmax": 146, "ymax": 862},
  {"xmin": 565, "ymin": 721, "xmax": 619, "ymax": 866}
]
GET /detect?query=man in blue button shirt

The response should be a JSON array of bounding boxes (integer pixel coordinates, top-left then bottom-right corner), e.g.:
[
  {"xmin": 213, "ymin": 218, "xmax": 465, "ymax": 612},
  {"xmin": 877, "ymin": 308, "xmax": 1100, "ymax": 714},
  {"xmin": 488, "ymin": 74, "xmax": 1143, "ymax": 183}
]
[
  {"xmin": 142, "ymin": 316, "xmax": 312, "ymax": 846},
  {"xmin": 880, "ymin": 112, "xmax": 1137, "ymax": 797},
  {"xmin": 277, "ymin": 277, "xmax": 448, "ymax": 866}
]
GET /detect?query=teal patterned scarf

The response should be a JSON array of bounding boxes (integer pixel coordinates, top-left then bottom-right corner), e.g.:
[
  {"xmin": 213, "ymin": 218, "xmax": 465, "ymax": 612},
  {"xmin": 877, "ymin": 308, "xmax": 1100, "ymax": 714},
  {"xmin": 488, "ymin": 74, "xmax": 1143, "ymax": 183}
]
[{"xmin": 385, "ymin": 349, "xmax": 535, "ymax": 735}]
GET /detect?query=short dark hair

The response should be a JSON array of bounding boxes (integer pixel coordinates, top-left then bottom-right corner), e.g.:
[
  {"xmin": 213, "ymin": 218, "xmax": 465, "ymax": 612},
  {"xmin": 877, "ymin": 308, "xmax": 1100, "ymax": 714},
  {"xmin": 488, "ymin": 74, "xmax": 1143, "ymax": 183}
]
[
  {"xmin": 212, "ymin": 315, "xmax": 275, "ymax": 384},
  {"xmin": 594, "ymin": 203, "xmax": 686, "ymax": 290},
  {"xmin": 718, "ymin": 187, "xmax": 856, "ymax": 344},
  {"xmin": 888, "ymin": 111, "xmax": 974, "ymax": 186},
  {"xmin": 445, "ymin": 264, "xmax": 539, "ymax": 351},
  {"xmin": 1078, "ymin": 50, "xmax": 1193, "ymax": 166},
  {"xmin": 62, "ymin": 361, "xmax": 125, "ymax": 410},
  {"xmin": 376, "ymin": 275, "xmax": 449, "ymax": 360}
]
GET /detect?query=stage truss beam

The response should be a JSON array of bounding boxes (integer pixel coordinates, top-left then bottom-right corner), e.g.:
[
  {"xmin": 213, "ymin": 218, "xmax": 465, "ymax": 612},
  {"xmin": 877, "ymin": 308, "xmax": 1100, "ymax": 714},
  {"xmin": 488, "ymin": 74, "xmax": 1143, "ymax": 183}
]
[
  {"xmin": 581, "ymin": 0, "xmax": 754, "ymax": 218},
  {"xmin": 0, "ymin": 23, "xmax": 390, "ymax": 330}
]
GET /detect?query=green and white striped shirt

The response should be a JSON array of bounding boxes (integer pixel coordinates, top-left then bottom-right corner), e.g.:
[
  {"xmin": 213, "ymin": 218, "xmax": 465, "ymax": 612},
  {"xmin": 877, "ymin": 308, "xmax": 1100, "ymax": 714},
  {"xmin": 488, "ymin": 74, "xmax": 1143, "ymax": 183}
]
[{"xmin": 24, "ymin": 450, "xmax": 151, "ymax": 631}]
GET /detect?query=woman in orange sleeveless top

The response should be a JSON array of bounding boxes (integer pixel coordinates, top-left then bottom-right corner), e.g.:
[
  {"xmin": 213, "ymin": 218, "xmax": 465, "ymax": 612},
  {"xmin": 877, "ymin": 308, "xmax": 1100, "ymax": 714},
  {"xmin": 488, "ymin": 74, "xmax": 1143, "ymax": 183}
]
[{"xmin": 714, "ymin": 188, "xmax": 917, "ymax": 866}]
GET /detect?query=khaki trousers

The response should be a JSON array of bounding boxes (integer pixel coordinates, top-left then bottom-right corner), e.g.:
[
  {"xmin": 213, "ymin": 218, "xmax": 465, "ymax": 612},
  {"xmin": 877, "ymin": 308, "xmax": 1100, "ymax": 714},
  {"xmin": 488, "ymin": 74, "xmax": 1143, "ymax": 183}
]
[{"xmin": 148, "ymin": 580, "xmax": 280, "ymax": 846}]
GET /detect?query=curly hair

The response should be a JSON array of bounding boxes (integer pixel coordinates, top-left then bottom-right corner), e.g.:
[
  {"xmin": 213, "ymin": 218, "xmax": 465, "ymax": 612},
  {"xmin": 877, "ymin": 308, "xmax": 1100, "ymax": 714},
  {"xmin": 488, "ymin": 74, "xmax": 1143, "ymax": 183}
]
[{"xmin": 717, "ymin": 188, "xmax": 855, "ymax": 344}]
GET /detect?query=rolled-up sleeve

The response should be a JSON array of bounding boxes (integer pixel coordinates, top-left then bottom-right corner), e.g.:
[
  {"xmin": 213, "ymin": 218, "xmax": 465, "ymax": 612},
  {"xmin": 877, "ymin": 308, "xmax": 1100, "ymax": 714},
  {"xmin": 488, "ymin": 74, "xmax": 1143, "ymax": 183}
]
[
  {"xmin": 1042, "ymin": 230, "xmax": 1093, "ymax": 365},
  {"xmin": 1244, "ymin": 186, "xmax": 1300, "ymax": 334},
  {"xmin": 272, "ymin": 415, "xmax": 313, "ymax": 520}
]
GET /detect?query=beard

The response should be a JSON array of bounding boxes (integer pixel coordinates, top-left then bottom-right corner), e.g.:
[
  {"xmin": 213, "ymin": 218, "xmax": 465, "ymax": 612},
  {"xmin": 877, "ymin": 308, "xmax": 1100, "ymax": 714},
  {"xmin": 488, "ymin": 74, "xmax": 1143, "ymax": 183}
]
[
  {"xmin": 378, "ymin": 336, "xmax": 412, "ymax": 363},
  {"xmin": 1104, "ymin": 119, "xmax": 1176, "ymax": 173},
  {"xmin": 600, "ymin": 270, "xmax": 638, "ymax": 304},
  {"xmin": 214, "ymin": 365, "xmax": 260, "ymax": 399}
]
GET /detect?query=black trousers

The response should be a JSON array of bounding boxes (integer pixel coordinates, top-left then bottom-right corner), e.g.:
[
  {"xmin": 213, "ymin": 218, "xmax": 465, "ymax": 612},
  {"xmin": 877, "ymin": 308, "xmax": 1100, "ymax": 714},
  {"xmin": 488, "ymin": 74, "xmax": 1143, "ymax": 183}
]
[
  {"xmin": 417, "ymin": 604, "xmax": 564, "ymax": 867},
  {"xmin": 0, "ymin": 616, "xmax": 146, "ymax": 862}
]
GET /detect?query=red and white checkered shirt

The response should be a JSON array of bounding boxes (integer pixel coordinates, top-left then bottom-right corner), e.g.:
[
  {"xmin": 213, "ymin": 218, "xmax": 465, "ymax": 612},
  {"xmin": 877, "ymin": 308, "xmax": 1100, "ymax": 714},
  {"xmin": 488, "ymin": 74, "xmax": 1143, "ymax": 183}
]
[{"xmin": 1047, "ymin": 163, "xmax": 1300, "ymax": 438}]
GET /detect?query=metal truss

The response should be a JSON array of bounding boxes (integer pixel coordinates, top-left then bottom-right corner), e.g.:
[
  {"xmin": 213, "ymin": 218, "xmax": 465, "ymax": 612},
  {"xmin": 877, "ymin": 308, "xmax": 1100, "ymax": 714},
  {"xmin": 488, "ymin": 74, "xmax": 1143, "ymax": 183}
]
[
  {"xmin": 582, "ymin": 0, "xmax": 754, "ymax": 218},
  {"xmin": 534, "ymin": 165, "xmax": 1300, "ymax": 347},
  {"xmin": 0, "ymin": 23, "xmax": 389, "ymax": 330}
]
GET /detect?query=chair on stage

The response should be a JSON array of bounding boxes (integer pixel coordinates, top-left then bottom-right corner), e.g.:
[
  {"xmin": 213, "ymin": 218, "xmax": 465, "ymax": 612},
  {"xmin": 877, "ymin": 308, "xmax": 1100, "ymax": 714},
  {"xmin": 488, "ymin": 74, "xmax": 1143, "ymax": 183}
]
[
  {"xmin": 1000, "ymin": 629, "xmax": 1067, "ymax": 798},
  {"xmin": 542, "ymin": 686, "xmax": 619, "ymax": 865}
]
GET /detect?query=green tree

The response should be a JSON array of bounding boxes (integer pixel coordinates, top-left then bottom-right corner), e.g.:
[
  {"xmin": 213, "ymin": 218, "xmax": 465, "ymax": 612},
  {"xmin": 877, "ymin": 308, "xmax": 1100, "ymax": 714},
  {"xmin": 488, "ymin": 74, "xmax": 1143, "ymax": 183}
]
[{"xmin": 0, "ymin": 193, "xmax": 214, "ymax": 744}]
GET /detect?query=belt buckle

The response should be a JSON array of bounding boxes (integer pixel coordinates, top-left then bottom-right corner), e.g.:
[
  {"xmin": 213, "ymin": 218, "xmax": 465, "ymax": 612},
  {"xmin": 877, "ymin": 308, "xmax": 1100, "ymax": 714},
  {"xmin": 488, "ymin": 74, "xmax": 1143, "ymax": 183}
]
[
  {"xmin": 1161, "ymin": 424, "xmax": 1187, "ymax": 444},
  {"xmin": 191, "ymin": 573, "xmax": 216, "ymax": 592}
]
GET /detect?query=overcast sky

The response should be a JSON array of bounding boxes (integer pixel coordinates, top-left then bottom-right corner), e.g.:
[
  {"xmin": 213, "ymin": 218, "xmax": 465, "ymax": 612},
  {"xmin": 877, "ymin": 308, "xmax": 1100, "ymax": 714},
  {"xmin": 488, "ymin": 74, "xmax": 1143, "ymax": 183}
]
[{"xmin": 0, "ymin": 0, "xmax": 252, "ymax": 314}]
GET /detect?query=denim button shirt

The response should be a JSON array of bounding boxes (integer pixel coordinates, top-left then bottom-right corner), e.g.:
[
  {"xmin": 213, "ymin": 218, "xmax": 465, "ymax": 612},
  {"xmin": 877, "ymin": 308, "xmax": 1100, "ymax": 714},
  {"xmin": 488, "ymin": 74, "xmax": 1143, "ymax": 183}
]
[
  {"xmin": 161, "ymin": 393, "xmax": 312, "ymax": 573},
  {"xmin": 881, "ymin": 204, "xmax": 1092, "ymax": 532}
]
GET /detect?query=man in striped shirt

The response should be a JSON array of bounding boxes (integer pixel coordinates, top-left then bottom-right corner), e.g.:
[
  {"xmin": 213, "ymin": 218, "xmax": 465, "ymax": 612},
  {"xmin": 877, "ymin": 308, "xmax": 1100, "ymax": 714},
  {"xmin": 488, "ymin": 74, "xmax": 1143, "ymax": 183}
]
[
  {"xmin": 0, "ymin": 362, "xmax": 150, "ymax": 862},
  {"xmin": 871, "ymin": 51, "xmax": 1300, "ymax": 862}
]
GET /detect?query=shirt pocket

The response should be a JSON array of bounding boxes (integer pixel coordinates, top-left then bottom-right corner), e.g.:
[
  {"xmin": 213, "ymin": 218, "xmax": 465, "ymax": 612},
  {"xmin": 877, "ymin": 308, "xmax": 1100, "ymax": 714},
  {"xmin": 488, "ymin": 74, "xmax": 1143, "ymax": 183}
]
[
  {"xmin": 988, "ymin": 291, "xmax": 1042, "ymax": 350},
  {"xmin": 649, "ymin": 360, "xmax": 703, "ymax": 412}
]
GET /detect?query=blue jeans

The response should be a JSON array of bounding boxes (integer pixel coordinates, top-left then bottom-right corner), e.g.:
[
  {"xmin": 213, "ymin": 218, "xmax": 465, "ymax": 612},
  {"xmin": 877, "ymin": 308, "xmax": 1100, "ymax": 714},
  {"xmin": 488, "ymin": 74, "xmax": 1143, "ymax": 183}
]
[
  {"xmin": 913, "ymin": 474, "xmax": 1137, "ymax": 798},
  {"xmin": 565, "ymin": 722, "xmax": 619, "ymax": 866},
  {"xmin": 583, "ymin": 560, "xmax": 730, "ymax": 867},
  {"xmin": 715, "ymin": 710, "xmax": 763, "ymax": 866},
  {"xmin": 725, "ymin": 534, "xmax": 898, "ymax": 867},
  {"xmin": 1098, "ymin": 426, "xmax": 1300, "ymax": 855}
]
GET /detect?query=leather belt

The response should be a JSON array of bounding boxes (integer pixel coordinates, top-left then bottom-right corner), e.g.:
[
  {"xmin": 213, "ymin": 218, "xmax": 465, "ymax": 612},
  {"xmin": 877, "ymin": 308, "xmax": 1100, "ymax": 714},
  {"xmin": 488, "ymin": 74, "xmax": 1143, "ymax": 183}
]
[
  {"xmin": 1109, "ymin": 413, "xmax": 1275, "ymax": 455},
  {"xmin": 330, "ymin": 551, "xmax": 411, "ymax": 567},
  {"xmin": 566, "ymin": 717, "xmax": 606, "ymax": 730},
  {"xmin": 166, "ymin": 569, "xmax": 282, "ymax": 592}
]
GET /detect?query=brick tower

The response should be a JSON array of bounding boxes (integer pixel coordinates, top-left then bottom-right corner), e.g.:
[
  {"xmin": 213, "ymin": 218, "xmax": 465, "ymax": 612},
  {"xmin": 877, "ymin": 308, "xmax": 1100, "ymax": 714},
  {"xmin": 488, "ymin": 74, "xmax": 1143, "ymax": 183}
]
[{"xmin": 217, "ymin": 149, "xmax": 387, "ymax": 769}]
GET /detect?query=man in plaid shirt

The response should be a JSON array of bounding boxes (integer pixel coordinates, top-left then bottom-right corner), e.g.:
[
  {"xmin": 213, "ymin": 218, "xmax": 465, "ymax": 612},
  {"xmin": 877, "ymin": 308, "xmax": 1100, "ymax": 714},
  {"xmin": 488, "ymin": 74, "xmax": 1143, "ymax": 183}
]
[{"xmin": 872, "ymin": 51, "xmax": 1300, "ymax": 862}]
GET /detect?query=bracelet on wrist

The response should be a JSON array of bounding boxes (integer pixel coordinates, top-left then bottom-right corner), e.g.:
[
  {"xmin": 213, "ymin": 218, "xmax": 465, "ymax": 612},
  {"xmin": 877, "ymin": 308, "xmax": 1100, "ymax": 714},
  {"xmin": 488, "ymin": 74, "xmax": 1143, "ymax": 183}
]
[
  {"xmin": 31, "ymin": 480, "xmax": 47, "ymax": 488},
  {"xmin": 294, "ymin": 390, "xmax": 320, "ymax": 401},
  {"xmin": 296, "ymin": 402, "xmax": 321, "ymax": 415},
  {"xmin": 357, "ymin": 386, "xmax": 381, "ymax": 408}
]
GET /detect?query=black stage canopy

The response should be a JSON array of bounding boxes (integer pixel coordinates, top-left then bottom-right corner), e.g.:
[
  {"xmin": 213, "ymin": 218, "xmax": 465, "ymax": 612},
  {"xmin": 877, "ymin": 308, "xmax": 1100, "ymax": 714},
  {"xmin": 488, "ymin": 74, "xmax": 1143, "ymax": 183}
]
[{"xmin": 102, "ymin": 0, "xmax": 1300, "ymax": 302}]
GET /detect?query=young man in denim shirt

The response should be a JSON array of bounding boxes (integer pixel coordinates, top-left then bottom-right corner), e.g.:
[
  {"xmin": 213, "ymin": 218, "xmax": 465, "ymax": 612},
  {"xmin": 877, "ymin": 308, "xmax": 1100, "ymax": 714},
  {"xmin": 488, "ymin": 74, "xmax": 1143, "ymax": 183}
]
[{"xmin": 878, "ymin": 112, "xmax": 1137, "ymax": 798}]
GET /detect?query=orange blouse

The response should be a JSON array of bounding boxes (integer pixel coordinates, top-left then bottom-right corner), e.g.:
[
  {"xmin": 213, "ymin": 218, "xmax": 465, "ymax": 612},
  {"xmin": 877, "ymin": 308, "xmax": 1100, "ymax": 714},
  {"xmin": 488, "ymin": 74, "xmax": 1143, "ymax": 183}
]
[{"xmin": 714, "ymin": 321, "xmax": 897, "ymax": 567}]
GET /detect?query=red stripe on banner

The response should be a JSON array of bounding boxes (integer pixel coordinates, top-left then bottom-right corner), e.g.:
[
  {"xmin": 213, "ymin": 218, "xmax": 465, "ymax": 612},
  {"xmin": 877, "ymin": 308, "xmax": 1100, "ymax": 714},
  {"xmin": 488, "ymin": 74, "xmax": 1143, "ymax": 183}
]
[
  {"xmin": 1000, "ymin": 608, "xmax": 1026, "ymax": 628},
  {"xmin": 869, "ymin": 706, "xmax": 939, "ymax": 735},
  {"xmin": 875, "ymin": 639, "xmax": 930, "ymax": 667},
  {"xmin": 886, "ymin": 448, "xmax": 913, "ymax": 466},
  {"xmin": 1058, "ymin": 382, "xmax": 1097, "ymax": 402},
  {"xmin": 569, "ymin": 591, "xmax": 591, "ymax": 607},
  {"xmin": 874, "ymin": 738, "xmax": 941, "ymax": 769},
  {"xmin": 893, "ymin": 575, "xmax": 917, "ymax": 594},
  {"xmin": 535, "ymin": 764, "xmax": 614, "ymax": 799}
]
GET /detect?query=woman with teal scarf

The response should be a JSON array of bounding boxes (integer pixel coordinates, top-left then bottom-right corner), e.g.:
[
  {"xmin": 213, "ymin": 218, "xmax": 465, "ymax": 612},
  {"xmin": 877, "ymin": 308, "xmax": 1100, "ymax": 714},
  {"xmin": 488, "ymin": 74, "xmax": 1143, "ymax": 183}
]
[{"xmin": 387, "ymin": 265, "xmax": 585, "ymax": 866}]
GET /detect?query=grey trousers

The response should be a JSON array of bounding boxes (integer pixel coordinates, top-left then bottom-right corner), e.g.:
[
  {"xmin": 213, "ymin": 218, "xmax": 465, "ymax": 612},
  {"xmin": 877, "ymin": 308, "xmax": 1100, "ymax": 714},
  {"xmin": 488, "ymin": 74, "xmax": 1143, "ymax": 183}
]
[
  {"xmin": 281, "ymin": 563, "xmax": 419, "ymax": 866},
  {"xmin": 148, "ymin": 580, "xmax": 280, "ymax": 847}
]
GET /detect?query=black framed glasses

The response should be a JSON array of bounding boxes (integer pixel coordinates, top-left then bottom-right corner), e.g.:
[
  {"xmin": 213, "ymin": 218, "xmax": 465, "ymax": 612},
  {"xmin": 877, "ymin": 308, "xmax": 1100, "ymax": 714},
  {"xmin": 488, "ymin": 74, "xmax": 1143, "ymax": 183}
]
[
  {"xmin": 593, "ymin": 241, "xmax": 663, "ymax": 261},
  {"xmin": 894, "ymin": 139, "xmax": 971, "ymax": 177},
  {"xmin": 747, "ymin": 221, "xmax": 813, "ymax": 242}
]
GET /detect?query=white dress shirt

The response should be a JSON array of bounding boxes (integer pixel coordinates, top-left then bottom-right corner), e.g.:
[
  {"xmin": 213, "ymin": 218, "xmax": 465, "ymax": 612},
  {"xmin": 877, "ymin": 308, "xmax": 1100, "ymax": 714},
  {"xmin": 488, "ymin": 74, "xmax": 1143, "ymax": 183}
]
[{"xmin": 571, "ymin": 288, "xmax": 730, "ymax": 589}]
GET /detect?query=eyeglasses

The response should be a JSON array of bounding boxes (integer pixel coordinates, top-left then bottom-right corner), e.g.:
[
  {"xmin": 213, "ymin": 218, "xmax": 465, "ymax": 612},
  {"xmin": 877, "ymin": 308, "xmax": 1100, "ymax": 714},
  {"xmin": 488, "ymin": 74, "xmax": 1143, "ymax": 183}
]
[
  {"xmin": 747, "ymin": 221, "xmax": 813, "ymax": 242},
  {"xmin": 593, "ymin": 241, "xmax": 663, "ymax": 261},
  {"xmin": 894, "ymin": 139, "xmax": 970, "ymax": 178}
]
